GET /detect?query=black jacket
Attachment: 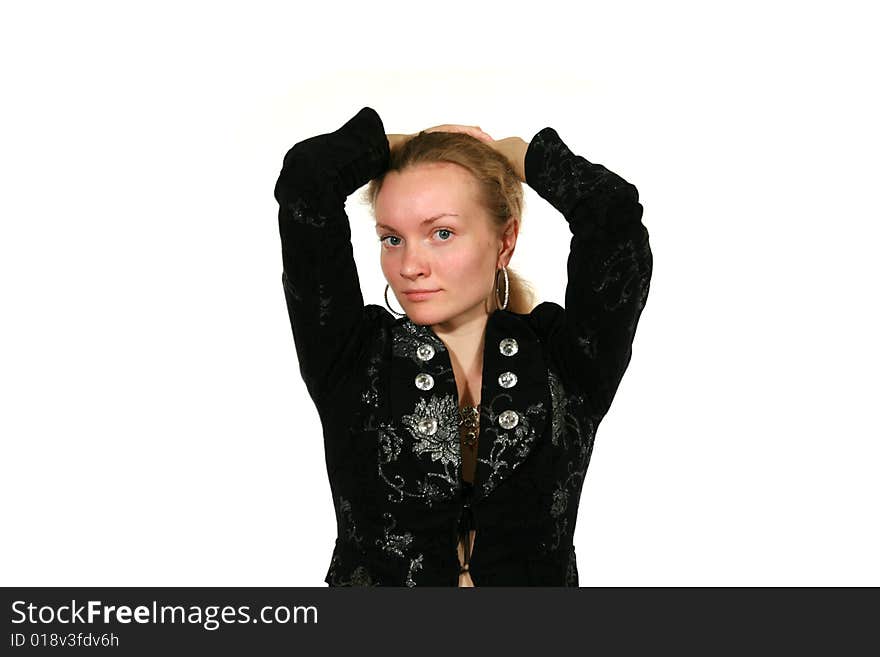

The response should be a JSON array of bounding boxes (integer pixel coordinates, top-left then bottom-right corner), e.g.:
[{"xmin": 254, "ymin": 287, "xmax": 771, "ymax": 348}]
[{"xmin": 273, "ymin": 106, "xmax": 652, "ymax": 586}]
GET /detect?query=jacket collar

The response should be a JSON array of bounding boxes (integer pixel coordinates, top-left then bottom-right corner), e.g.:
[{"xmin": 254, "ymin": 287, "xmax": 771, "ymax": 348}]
[{"xmin": 387, "ymin": 310, "xmax": 550, "ymax": 505}]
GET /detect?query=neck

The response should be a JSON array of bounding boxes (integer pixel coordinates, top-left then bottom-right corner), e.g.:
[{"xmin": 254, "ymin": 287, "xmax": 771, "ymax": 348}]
[{"xmin": 431, "ymin": 304, "xmax": 492, "ymax": 375}]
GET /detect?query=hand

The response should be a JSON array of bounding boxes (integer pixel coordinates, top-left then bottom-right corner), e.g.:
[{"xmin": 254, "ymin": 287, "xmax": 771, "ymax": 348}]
[
  {"xmin": 387, "ymin": 124, "xmax": 493, "ymax": 151},
  {"xmin": 386, "ymin": 125, "xmax": 527, "ymax": 182},
  {"xmin": 422, "ymin": 124, "xmax": 495, "ymax": 143},
  {"xmin": 485, "ymin": 136, "xmax": 529, "ymax": 183}
]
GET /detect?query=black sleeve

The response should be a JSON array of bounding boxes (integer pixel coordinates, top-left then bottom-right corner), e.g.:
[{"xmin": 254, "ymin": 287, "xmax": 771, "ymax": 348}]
[
  {"xmin": 525, "ymin": 127, "xmax": 653, "ymax": 420},
  {"xmin": 272, "ymin": 106, "xmax": 390, "ymax": 405}
]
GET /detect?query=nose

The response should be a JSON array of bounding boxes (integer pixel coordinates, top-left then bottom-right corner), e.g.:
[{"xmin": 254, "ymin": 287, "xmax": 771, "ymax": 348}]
[{"xmin": 399, "ymin": 244, "xmax": 430, "ymax": 280}]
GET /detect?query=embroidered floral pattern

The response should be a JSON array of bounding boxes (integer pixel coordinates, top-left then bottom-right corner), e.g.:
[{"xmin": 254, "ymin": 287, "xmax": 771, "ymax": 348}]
[
  {"xmin": 337, "ymin": 495, "xmax": 365, "ymax": 552},
  {"xmin": 478, "ymin": 393, "xmax": 546, "ymax": 497},
  {"xmin": 360, "ymin": 350, "xmax": 382, "ymax": 408},
  {"xmin": 548, "ymin": 368, "xmax": 569, "ymax": 448},
  {"xmin": 326, "ymin": 551, "xmax": 380, "ymax": 587},
  {"xmin": 592, "ymin": 237, "xmax": 652, "ymax": 322},
  {"xmin": 539, "ymin": 368, "xmax": 596, "ymax": 556},
  {"xmin": 550, "ymin": 488, "xmax": 569, "ymax": 518},
  {"xmin": 544, "ymin": 370, "xmax": 597, "ymax": 555},
  {"xmin": 376, "ymin": 512, "xmax": 425, "ymax": 588},
  {"xmin": 376, "ymin": 395, "xmax": 461, "ymax": 507},
  {"xmin": 378, "ymin": 423, "xmax": 403, "ymax": 464},
  {"xmin": 405, "ymin": 554, "xmax": 424, "ymax": 588},
  {"xmin": 527, "ymin": 128, "xmax": 634, "ymax": 221},
  {"xmin": 285, "ymin": 195, "xmax": 327, "ymax": 228},
  {"xmin": 392, "ymin": 320, "xmax": 447, "ymax": 362},
  {"xmin": 377, "ymin": 512, "xmax": 414, "ymax": 558},
  {"xmin": 374, "ymin": 320, "xmax": 464, "ymax": 507},
  {"xmin": 401, "ymin": 394, "xmax": 461, "ymax": 468}
]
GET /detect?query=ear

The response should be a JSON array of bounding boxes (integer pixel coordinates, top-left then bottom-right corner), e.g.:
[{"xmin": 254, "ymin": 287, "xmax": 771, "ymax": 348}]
[{"xmin": 497, "ymin": 216, "xmax": 520, "ymax": 268}]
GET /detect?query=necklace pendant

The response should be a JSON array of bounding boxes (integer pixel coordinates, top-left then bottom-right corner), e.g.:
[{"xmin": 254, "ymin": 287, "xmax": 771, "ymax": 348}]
[{"xmin": 459, "ymin": 403, "xmax": 480, "ymax": 450}]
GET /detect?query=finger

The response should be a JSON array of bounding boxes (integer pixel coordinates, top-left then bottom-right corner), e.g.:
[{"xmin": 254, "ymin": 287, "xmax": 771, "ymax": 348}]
[
  {"xmin": 424, "ymin": 125, "xmax": 493, "ymax": 142},
  {"xmin": 473, "ymin": 126, "xmax": 493, "ymax": 141}
]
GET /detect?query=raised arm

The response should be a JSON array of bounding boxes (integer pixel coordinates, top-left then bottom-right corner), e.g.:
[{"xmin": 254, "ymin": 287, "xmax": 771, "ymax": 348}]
[
  {"xmin": 273, "ymin": 106, "xmax": 390, "ymax": 405},
  {"xmin": 524, "ymin": 127, "xmax": 653, "ymax": 420}
]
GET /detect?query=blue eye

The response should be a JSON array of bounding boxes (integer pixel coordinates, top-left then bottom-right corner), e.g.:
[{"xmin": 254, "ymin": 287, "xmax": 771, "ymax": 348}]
[{"xmin": 379, "ymin": 230, "xmax": 452, "ymax": 248}]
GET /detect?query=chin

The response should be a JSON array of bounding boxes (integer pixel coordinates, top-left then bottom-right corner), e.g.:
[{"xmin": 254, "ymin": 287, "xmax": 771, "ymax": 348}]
[
  {"xmin": 405, "ymin": 297, "xmax": 491, "ymax": 326},
  {"xmin": 404, "ymin": 300, "xmax": 462, "ymax": 325},
  {"xmin": 403, "ymin": 307, "xmax": 442, "ymax": 326}
]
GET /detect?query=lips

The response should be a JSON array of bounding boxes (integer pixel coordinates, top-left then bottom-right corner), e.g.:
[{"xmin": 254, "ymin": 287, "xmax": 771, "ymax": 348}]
[{"xmin": 403, "ymin": 289, "xmax": 440, "ymax": 301}]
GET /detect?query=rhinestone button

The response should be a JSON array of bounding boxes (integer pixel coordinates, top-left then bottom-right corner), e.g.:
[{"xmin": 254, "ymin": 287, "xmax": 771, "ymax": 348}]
[
  {"xmin": 414, "ymin": 373, "xmax": 434, "ymax": 391},
  {"xmin": 499, "ymin": 338, "xmax": 519, "ymax": 356},
  {"xmin": 498, "ymin": 371, "xmax": 518, "ymax": 389},
  {"xmin": 498, "ymin": 410, "xmax": 519, "ymax": 429},
  {"xmin": 417, "ymin": 417, "xmax": 438, "ymax": 435},
  {"xmin": 416, "ymin": 343, "xmax": 435, "ymax": 361}
]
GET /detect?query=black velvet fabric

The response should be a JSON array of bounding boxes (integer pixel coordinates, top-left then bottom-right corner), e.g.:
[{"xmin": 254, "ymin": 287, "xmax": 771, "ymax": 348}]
[{"xmin": 273, "ymin": 107, "xmax": 653, "ymax": 586}]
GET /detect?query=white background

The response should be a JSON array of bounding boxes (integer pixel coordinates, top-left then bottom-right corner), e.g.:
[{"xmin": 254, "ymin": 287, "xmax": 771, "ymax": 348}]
[{"xmin": 1, "ymin": 0, "xmax": 877, "ymax": 586}]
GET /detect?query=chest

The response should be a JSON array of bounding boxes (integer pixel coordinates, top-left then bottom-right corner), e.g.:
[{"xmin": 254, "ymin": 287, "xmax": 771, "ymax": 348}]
[
  {"xmin": 332, "ymin": 313, "xmax": 600, "ymax": 577},
  {"xmin": 454, "ymin": 369, "xmax": 482, "ymax": 407},
  {"xmin": 377, "ymin": 314, "xmax": 562, "ymax": 505}
]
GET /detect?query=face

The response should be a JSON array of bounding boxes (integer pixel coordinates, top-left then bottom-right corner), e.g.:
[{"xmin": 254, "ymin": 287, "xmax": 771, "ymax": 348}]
[{"xmin": 374, "ymin": 162, "xmax": 517, "ymax": 330}]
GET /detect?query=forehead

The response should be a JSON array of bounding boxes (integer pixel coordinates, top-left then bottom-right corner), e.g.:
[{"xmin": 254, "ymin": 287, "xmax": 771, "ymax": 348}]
[{"xmin": 375, "ymin": 162, "xmax": 481, "ymax": 227}]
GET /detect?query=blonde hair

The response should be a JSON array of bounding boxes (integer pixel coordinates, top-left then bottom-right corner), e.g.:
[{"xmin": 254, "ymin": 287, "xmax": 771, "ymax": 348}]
[{"xmin": 362, "ymin": 131, "xmax": 537, "ymax": 314}]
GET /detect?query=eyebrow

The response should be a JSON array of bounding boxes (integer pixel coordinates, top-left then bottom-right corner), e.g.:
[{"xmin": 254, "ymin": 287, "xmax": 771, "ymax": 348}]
[{"xmin": 375, "ymin": 213, "xmax": 459, "ymax": 231}]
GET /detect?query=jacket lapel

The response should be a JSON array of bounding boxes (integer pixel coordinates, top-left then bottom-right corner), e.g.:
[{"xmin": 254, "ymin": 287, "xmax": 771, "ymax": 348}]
[
  {"xmin": 384, "ymin": 311, "xmax": 550, "ymax": 507},
  {"xmin": 384, "ymin": 320, "xmax": 461, "ymax": 508},
  {"xmin": 474, "ymin": 310, "xmax": 550, "ymax": 503}
]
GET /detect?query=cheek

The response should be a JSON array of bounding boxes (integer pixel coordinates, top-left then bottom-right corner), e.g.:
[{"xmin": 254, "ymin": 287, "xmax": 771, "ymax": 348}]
[
  {"xmin": 379, "ymin": 251, "xmax": 394, "ymax": 277},
  {"xmin": 442, "ymin": 245, "xmax": 493, "ymax": 277}
]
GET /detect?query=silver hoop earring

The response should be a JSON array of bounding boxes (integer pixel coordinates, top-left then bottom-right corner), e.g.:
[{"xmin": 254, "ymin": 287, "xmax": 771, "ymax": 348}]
[
  {"xmin": 384, "ymin": 284, "xmax": 406, "ymax": 317},
  {"xmin": 494, "ymin": 266, "xmax": 509, "ymax": 311}
]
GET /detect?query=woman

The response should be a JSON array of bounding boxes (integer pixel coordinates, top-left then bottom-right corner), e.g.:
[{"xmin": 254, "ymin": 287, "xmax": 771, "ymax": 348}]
[{"xmin": 273, "ymin": 106, "xmax": 652, "ymax": 586}]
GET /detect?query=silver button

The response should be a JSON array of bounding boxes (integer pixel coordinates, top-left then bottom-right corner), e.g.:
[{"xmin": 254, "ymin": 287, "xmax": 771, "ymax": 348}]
[
  {"xmin": 498, "ymin": 371, "xmax": 518, "ymax": 389},
  {"xmin": 416, "ymin": 343, "xmax": 435, "ymax": 361},
  {"xmin": 417, "ymin": 418, "xmax": 438, "ymax": 435},
  {"xmin": 499, "ymin": 338, "xmax": 519, "ymax": 356},
  {"xmin": 414, "ymin": 373, "xmax": 434, "ymax": 390},
  {"xmin": 498, "ymin": 410, "xmax": 519, "ymax": 429}
]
